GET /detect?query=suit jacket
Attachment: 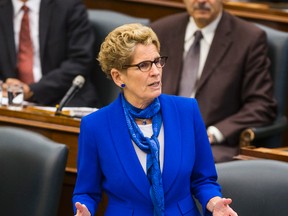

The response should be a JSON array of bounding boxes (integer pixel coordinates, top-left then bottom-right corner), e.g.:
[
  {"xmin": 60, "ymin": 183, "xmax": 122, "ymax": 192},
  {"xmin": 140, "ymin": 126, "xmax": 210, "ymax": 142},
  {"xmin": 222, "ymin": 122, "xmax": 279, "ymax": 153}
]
[
  {"xmin": 0, "ymin": 0, "xmax": 99, "ymax": 107},
  {"xmin": 73, "ymin": 94, "xmax": 222, "ymax": 216},
  {"xmin": 151, "ymin": 11, "xmax": 277, "ymax": 162}
]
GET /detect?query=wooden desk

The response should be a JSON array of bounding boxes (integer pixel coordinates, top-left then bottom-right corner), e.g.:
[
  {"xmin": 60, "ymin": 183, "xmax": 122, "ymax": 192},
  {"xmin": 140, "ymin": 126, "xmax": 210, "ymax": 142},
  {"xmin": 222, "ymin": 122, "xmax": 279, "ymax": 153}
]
[
  {"xmin": 0, "ymin": 106, "xmax": 80, "ymax": 169},
  {"xmin": 237, "ymin": 146, "xmax": 288, "ymax": 162}
]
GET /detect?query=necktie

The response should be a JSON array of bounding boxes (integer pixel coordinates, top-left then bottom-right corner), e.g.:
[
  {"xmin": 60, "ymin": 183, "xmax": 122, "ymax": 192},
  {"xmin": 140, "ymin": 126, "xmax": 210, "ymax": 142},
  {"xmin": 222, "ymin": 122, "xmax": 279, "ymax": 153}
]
[
  {"xmin": 17, "ymin": 5, "xmax": 34, "ymax": 84},
  {"xmin": 179, "ymin": 30, "xmax": 203, "ymax": 97}
]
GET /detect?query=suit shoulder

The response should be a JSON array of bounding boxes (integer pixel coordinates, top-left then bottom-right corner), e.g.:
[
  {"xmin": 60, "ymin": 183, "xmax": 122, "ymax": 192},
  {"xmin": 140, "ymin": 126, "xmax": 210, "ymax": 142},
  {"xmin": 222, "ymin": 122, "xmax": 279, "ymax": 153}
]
[
  {"xmin": 151, "ymin": 12, "xmax": 188, "ymax": 25},
  {"xmin": 225, "ymin": 11, "xmax": 264, "ymax": 36},
  {"xmin": 81, "ymin": 105, "xmax": 110, "ymax": 125},
  {"xmin": 52, "ymin": 0, "xmax": 87, "ymax": 10},
  {"xmin": 151, "ymin": 12, "xmax": 189, "ymax": 31}
]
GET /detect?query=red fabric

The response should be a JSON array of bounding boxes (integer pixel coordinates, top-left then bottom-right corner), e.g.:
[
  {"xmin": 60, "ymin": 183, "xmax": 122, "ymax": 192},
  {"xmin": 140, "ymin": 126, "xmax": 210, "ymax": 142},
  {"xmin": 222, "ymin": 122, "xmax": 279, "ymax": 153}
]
[{"xmin": 17, "ymin": 5, "xmax": 34, "ymax": 84}]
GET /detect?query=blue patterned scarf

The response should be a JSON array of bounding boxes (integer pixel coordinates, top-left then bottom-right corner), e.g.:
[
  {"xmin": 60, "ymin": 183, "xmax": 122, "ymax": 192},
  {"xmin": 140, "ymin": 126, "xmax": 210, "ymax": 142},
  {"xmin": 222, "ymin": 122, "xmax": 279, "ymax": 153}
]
[{"xmin": 121, "ymin": 93, "xmax": 165, "ymax": 216}]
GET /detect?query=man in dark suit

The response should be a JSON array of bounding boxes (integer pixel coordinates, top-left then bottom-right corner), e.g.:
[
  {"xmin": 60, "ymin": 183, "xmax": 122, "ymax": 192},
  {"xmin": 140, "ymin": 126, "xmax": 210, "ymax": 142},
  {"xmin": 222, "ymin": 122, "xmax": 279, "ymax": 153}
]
[
  {"xmin": 151, "ymin": 0, "xmax": 277, "ymax": 162},
  {"xmin": 0, "ymin": 0, "xmax": 99, "ymax": 107}
]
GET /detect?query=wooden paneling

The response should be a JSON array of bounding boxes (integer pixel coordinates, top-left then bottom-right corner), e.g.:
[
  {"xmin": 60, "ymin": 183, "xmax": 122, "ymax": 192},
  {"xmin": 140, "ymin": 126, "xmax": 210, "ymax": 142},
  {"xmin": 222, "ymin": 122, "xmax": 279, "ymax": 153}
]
[
  {"xmin": 83, "ymin": 0, "xmax": 185, "ymax": 21},
  {"xmin": 83, "ymin": 0, "xmax": 288, "ymax": 31}
]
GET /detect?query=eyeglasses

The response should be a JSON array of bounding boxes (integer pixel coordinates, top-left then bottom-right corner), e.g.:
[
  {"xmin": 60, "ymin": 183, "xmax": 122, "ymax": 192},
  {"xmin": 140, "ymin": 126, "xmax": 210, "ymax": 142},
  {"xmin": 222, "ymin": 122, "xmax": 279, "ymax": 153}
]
[{"xmin": 122, "ymin": 56, "xmax": 168, "ymax": 72}]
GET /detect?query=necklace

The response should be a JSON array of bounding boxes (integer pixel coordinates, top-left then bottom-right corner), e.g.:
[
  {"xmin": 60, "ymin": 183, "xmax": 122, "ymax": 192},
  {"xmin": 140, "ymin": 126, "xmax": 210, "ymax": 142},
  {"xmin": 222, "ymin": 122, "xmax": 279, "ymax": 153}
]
[{"xmin": 135, "ymin": 118, "xmax": 148, "ymax": 125}]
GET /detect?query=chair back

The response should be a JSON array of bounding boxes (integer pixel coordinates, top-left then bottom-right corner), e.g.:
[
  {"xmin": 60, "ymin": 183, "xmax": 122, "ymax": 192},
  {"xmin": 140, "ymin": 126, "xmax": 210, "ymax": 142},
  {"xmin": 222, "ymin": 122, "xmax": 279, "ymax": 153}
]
[
  {"xmin": 0, "ymin": 126, "xmax": 68, "ymax": 216},
  {"xmin": 88, "ymin": 9, "xmax": 150, "ymax": 107},
  {"xmin": 256, "ymin": 24, "xmax": 288, "ymax": 118},
  {"xmin": 240, "ymin": 24, "xmax": 288, "ymax": 147},
  {"xmin": 216, "ymin": 159, "xmax": 288, "ymax": 216}
]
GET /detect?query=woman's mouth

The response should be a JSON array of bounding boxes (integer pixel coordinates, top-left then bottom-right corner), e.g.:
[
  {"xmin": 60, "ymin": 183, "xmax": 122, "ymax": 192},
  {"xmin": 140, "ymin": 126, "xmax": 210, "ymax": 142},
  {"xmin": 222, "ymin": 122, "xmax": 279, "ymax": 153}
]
[{"xmin": 148, "ymin": 81, "xmax": 161, "ymax": 87}]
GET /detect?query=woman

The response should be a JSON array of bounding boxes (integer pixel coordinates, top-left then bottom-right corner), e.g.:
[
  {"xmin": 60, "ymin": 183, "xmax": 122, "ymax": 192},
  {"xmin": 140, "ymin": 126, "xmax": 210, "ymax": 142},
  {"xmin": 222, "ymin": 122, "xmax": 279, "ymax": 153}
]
[{"xmin": 73, "ymin": 23, "xmax": 237, "ymax": 216}]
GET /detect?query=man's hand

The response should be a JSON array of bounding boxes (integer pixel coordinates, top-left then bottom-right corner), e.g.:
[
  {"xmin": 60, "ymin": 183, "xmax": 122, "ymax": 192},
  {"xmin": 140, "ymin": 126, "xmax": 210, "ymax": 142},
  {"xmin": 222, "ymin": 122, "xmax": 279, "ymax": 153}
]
[{"xmin": 4, "ymin": 78, "xmax": 33, "ymax": 100}]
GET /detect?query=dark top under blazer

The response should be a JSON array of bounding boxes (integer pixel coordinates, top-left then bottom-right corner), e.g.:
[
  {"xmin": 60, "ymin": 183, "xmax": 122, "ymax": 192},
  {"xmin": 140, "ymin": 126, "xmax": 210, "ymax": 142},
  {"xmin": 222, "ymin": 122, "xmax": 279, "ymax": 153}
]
[
  {"xmin": 0, "ymin": 0, "xmax": 99, "ymax": 106},
  {"xmin": 151, "ymin": 11, "xmax": 277, "ymax": 161},
  {"xmin": 73, "ymin": 94, "xmax": 222, "ymax": 216}
]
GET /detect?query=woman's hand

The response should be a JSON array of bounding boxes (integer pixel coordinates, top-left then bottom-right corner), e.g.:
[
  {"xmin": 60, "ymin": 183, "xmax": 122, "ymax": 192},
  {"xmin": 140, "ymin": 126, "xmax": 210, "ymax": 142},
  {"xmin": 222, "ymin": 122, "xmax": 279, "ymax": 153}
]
[
  {"xmin": 74, "ymin": 202, "xmax": 91, "ymax": 216},
  {"xmin": 212, "ymin": 198, "xmax": 238, "ymax": 216},
  {"xmin": 207, "ymin": 197, "xmax": 238, "ymax": 216}
]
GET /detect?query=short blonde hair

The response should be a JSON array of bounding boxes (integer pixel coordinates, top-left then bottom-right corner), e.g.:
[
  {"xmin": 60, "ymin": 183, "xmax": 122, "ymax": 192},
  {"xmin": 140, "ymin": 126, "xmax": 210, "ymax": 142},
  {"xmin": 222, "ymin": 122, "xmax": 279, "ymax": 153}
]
[{"xmin": 97, "ymin": 23, "xmax": 160, "ymax": 79}]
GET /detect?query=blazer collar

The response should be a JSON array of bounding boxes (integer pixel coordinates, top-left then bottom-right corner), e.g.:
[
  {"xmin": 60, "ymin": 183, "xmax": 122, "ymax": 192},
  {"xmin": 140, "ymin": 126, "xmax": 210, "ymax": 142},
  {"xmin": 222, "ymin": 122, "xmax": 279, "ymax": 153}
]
[
  {"xmin": 108, "ymin": 94, "xmax": 182, "ymax": 198},
  {"xmin": 159, "ymin": 95, "xmax": 182, "ymax": 193}
]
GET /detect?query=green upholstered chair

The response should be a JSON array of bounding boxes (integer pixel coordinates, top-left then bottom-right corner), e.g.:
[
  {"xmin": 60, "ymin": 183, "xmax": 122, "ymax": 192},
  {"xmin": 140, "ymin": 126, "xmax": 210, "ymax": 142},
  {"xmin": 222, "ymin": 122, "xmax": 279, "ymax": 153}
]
[
  {"xmin": 240, "ymin": 24, "xmax": 288, "ymax": 148},
  {"xmin": 216, "ymin": 159, "xmax": 288, "ymax": 216},
  {"xmin": 0, "ymin": 127, "xmax": 68, "ymax": 216}
]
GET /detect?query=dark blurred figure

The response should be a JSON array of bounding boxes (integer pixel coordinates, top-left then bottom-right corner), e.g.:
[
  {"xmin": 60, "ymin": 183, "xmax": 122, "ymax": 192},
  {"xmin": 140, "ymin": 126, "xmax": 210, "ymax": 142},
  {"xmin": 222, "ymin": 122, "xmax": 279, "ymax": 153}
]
[{"xmin": 0, "ymin": 0, "xmax": 99, "ymax": 107}]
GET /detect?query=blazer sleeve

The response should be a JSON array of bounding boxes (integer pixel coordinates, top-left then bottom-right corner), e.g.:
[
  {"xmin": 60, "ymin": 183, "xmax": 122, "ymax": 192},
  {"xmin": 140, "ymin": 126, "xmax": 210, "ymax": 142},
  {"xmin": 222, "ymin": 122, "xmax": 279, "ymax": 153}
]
[
  {"xmin": 174, "ymin": 98, "xmax": 222, "ymax": 214},
  {"xmin": 214, "ymin": 28, "xmax": 277, "ymax": 144},
  {"xmin": 72, "ymin": 115, "xmax": 103, "ymax": 216}
]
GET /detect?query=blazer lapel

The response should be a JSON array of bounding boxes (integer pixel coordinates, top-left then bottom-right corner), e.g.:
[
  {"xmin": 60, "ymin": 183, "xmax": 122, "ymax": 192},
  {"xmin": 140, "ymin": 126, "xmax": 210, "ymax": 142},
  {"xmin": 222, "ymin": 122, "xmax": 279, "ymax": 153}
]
[
  {"xmin": 159, "ymin": 95, "xmax": 182, "ymax": 193},
  {"xmin": 162, "ymin": 13, "xmax": 189, "ymax": 95},
  {"xmin": 196, "ymin": 12, "xmax": 232, "ymax": 93},
  {"xmin": 107, "ymin": 95, "xmax": 183, "ymax": 198},
  {"xmin": 108, "ymin": 95, "xmax": 151, "ymax": 201},
  {"xmin": 39, "ymin": 0, "xmax": 53, "ymax": 62},
  {"xmin": 0, "ymin": 0, "xmax": 17, "ymax": 68}
]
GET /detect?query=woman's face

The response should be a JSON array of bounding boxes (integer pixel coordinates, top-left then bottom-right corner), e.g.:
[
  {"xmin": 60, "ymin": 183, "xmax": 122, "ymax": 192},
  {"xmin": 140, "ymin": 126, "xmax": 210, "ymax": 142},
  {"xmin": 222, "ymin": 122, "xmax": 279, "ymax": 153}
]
[{"xmin": 119, "ymin": 44, "xmax": 162, "ymax": 109}]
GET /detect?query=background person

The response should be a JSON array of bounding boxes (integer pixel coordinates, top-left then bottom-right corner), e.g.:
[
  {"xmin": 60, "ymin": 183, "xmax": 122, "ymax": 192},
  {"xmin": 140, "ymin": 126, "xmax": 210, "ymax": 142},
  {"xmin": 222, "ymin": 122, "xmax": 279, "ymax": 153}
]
[
  {"xmin": 0, "ymin": 0, "xmax": 99, "ymax": 107},
  {"xmin": 150, "ymin": 0, "xmax": 277, "ymax": 162},
  {"xmin": 73, "ymin": 23, "xmax": 238, "ymax": 216}
]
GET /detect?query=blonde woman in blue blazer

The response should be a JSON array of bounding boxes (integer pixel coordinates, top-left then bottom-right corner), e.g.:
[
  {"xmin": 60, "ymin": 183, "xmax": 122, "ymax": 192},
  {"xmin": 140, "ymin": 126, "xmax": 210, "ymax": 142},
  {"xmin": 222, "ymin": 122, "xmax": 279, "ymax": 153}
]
[{"xmin": 73, "ymin": 23, "xmax": 238, "ymax": 216}]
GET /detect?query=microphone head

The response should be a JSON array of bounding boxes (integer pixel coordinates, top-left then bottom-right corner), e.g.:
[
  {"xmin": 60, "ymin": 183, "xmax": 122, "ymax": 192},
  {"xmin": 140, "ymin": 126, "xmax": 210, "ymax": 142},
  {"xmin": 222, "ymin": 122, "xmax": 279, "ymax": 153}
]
[{"xmin": 73, "ymin": 75, "xmax": 85, "ymax": 88}]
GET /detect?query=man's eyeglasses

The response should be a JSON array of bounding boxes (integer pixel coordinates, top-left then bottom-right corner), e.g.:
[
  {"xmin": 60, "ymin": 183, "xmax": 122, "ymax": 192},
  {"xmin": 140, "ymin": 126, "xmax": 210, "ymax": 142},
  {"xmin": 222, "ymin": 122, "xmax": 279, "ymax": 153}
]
[{"xmin": 122, "ymin": 56, "xmax": 168, "ymax": 72}]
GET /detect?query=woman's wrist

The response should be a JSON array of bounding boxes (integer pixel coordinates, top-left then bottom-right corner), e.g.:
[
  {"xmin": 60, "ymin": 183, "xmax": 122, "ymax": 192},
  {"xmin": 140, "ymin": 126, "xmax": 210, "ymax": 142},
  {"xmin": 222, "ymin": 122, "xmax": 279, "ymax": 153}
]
[{"xmin": 207, "ymin": 196, "xmax": 222, "ymax": 212}]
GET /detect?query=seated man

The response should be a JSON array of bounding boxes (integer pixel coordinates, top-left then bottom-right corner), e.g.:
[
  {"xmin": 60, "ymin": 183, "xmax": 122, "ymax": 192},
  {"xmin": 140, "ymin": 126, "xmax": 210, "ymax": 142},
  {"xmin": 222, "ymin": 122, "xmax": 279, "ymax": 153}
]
[
  {"xmin": 0, "ymin": 0, "xmax": 99, "ymax": 107},
  {"xmin": 151, "ymin": 0, "xmax": 277, "ymax": 162}
]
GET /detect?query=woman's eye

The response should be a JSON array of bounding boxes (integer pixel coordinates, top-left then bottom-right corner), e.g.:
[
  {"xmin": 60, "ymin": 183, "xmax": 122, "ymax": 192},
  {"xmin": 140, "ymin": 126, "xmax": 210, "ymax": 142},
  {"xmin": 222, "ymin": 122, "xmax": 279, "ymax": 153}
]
[{"xmin": 139, "ymin": 62, "xmax": 150, "ymax": 70}]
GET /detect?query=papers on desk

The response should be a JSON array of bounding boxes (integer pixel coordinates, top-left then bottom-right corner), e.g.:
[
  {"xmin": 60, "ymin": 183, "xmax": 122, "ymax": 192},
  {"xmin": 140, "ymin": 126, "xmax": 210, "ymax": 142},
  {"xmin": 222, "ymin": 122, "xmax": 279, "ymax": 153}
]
[
  {"xmin": 32, "ymin": 106, "xmax": 98, "ymax": 118},
  {"xmin": 1, "ymin": 97, "xmax": 98, "ymax": 118},
  {"xmin": 1, "ymin": 97, "xmax": 7, "ymax": 105},
  {"xmin": 1, "ymin": 97, "xmax": 33, "ymax": 107}
]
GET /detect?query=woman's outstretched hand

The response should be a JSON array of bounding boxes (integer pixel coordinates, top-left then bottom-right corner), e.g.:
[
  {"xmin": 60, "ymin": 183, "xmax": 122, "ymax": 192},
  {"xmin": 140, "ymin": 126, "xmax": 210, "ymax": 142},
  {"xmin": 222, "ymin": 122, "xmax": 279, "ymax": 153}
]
[
  {"xmin": 74, "ymin": 202, "xmax": 91, "ymax": 216},
  {"xmin": 213, "ymin": 198, "xmax": 238, "ymax": 216}
]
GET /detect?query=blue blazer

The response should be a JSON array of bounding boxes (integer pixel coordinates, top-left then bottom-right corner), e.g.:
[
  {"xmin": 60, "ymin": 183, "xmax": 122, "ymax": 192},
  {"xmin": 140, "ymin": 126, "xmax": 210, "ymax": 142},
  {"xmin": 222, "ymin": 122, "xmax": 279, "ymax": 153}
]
[{"xmin": 73, "ymin": 94, "xmax": 222, "ymax": 216}]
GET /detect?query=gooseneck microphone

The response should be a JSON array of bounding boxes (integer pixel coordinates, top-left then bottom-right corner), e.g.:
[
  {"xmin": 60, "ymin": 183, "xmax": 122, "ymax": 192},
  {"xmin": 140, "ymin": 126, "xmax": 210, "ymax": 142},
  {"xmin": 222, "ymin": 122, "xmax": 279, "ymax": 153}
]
[{"xmin": 55, "ymin": 75, "xmax": 85, "ymax": 115}]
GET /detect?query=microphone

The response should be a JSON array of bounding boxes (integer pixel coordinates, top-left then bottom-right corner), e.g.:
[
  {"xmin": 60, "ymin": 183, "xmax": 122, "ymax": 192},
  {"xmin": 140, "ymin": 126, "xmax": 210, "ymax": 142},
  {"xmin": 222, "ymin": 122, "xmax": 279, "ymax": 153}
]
[{"xmin": 55, "ymin": 75, "xmax": 85, "ymax": 115}]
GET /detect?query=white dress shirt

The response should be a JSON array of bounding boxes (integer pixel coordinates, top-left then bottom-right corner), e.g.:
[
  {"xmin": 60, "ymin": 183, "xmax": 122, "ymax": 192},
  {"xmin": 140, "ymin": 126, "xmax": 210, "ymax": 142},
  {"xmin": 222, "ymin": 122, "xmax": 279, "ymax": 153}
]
[
  {"xmin": 184, "ymin": 13, "xmax": 225, "ymax": 143},
  {"xmin": 133, "ymin": 124, "xmax": 164, "ymax": 174}
]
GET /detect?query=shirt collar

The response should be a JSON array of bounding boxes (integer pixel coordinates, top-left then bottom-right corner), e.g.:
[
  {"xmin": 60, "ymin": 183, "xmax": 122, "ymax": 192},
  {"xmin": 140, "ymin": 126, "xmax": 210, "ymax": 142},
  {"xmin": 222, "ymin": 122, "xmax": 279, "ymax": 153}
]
[
  {"xmin": 185, "ymin": 12, "xmax": 223, "ymax": 45},
  {"xmin": 12, "ymin": 0, "xmax": 41, "ymax": 16}
]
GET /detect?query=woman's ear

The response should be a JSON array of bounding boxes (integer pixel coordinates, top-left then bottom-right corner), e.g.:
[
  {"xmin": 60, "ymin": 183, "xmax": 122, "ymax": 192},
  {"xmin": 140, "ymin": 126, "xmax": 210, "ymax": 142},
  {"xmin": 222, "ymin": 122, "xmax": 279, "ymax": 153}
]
[{"xmin": 111, "ymin": 68, "xmax": 124, "ymax": 88}]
